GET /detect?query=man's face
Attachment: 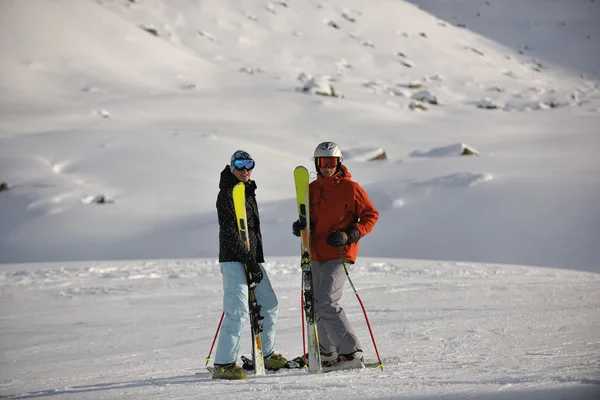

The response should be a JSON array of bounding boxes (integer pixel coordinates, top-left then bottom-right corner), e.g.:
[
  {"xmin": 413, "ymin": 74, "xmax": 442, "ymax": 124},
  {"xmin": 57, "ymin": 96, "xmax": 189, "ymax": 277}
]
[
  {"xmin": 319, "ymin": 166, "xmax": 335, "ymax": 177},
  {"xmin": 316, "ymin": 157, "xmax": 339, "ymax": 178}
]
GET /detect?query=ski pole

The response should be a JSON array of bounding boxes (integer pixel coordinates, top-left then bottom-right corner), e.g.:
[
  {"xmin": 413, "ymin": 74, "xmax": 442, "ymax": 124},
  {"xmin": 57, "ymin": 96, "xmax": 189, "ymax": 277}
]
[
  {"xmin": 205, "ymin": 311, "xmax": 224, "ymax": 366},
  {"xmin": 301, "ymin": 286, "xmax": 307, "ymax": 365},
  {"xmin": 337, "ymin": 247, "xmax": 384, "ymax": 371}
]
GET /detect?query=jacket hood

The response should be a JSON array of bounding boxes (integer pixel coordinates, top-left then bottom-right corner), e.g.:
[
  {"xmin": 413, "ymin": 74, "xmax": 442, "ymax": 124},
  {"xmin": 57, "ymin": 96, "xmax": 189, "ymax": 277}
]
[
  {"xmin": 315, "ymin": 164, "xmax": 352, "ymax": 184},
  {"xmin": 219, "ymin": 166, "xmax": 238, "ymax": 190},
  {"xmin": 219, "ymin": 165, "xmax": 257, "ymax": 194}
]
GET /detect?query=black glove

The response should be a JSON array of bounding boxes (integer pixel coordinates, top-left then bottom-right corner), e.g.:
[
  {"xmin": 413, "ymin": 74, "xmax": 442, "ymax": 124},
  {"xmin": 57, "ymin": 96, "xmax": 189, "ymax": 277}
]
[
  {"xmin": 292, "ymin": 219, "xmax": 306, "ymax": 237},
  {"xmin": 346, "ymin": 227, "xmax": 361, "ymax": 244},
  {"xmin": 246, "ymin": 263, "xmax": 263, "ymax": 284},
  {"xmin": 326, "ymin": 231, "xmax": 348, "ymax": 247},
  {"xmin": 326, "ymin": 227, "xmax": 361, "ymax": 247}
]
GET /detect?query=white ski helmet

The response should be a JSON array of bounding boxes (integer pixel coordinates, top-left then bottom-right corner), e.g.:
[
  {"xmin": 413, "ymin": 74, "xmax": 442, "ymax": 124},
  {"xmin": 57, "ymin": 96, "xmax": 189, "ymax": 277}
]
[
  {"xmin": 314, "ymin": 141, "xmax": 343, "ymax": 159},
  {"xmin": 314, "ymin": 141, "xmax": 343, "ymax": 173}
]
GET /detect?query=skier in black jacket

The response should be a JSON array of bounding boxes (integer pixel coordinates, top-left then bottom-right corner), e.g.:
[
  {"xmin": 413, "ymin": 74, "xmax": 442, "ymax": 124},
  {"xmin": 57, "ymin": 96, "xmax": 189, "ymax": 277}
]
[{"xmin": 212, "ymin": 150, "xmax": 287, "ymax": 380}]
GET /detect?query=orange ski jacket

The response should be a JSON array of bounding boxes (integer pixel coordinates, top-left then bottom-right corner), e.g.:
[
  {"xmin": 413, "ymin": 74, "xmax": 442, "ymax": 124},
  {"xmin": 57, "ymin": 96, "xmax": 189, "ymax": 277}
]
[{"xmin": 309, "ymin": 165, "xmax": 379, "ymax": 263}]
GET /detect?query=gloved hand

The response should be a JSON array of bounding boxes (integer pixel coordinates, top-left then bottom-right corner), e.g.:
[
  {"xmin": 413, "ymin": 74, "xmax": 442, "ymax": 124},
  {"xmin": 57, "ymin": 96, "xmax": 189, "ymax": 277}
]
[
  {"xmin": 246, "ymin": 263, "xmax": 263, "ymax": 284},
  {"xmin": 346, "ymin": 227, "xmax": 361, "ymax": 244},
  {"xmin": 292, "ymin": 219, "xmax": 306, "ymax": 237},
  {"xmin": 326, "ymin": 227, "xmax": 361, "ymax": 247},
  {"xmin": 326, "ymin": 231, "xmax": 348, "ymax": 247}
]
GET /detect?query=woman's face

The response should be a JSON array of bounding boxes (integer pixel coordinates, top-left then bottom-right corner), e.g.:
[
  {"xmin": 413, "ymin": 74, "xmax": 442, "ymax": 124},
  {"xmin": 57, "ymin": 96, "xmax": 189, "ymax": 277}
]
[{"xmin": 233, "ymin": 167, "xmax": 252, "ymax": 183}]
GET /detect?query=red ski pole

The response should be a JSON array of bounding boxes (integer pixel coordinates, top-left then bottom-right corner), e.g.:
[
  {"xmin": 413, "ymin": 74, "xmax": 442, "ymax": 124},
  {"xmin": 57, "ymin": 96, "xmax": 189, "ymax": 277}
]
[
  {"xmin": 205, "ymin": 311, "xmax": 224, "ymax": 367},
  {"xmin": 338, "ymin": 247, "xmax": 384, "ymax": 371}
]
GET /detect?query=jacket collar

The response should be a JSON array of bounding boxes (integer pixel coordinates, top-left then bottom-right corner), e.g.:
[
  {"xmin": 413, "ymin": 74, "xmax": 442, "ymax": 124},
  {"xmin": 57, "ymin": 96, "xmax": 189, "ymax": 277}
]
[{"xmin": 316, "ymin": 164, "xmax": 351, "ymax": 185}]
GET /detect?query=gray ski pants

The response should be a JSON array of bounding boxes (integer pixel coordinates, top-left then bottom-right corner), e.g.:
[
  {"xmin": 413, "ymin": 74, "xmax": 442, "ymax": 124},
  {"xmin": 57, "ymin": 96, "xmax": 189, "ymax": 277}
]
[{"xmin": 312, "ymin": 260, "xmax": 362, "ymax": 356}]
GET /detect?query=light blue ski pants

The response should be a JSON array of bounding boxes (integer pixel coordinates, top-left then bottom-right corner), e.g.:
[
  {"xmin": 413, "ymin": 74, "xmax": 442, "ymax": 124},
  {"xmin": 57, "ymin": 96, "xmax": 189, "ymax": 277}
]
[{"xmin": 214, "ymin": 262, "xmax": 279, "ymax": 365}]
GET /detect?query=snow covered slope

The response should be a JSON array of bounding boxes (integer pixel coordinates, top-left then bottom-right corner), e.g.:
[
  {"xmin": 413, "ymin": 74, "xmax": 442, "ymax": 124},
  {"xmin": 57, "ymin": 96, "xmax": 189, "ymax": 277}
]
[{"xmin": 1, "ymin": 0, "xmax": 599, "ymax": 271}]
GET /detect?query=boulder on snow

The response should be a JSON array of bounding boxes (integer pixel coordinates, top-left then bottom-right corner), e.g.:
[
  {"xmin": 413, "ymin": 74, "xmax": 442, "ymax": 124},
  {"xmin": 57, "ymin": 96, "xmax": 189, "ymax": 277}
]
[
  {"xmin": 371, "ymin": 150, "xmax": 387, "ymax": 160},
  {"xmin": 476, "ymin": 98, "xmax": 501, "ymax": 110},
  {"xmin": 141, "ymin": 25, "xmax": 159, "ymax": 37},
  {"xmin": 411, "ymin": 90, "xmax": 438, "ymax": 105},
  {"xmin": 343, "ymin": 147, "xmax": 387, "ymax": 162},
  {"xmin": 0, "ymin": 182, "xmax": 9, "ymax": 192},
  {"xmin": 410, "ymin": 143, "xmax": 480, "ymax": 157},
  {"xmin": 300, "ymin": 76, "xmax": 340, "ymax": 98},
  {"xmin": 361, "ymin": 148, "xmax": 387, "ymax": 161},
  {"xmin": 82, "ymin": 194, "xmax": 114, "ymax": 205},
  {"xmin": 409, "ymin": 101, "xmax": 427, "ymax": 111},
  {"xmin": 461, "ymin": 146, "xmax": 479, "ymax": 156}
]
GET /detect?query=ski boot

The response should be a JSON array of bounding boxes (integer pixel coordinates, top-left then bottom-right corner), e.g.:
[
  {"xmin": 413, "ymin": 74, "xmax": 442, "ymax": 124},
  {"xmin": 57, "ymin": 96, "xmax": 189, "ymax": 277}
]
[{"xmin": 212, "ymin": 363, "xmax": 247, "ymax": 380}]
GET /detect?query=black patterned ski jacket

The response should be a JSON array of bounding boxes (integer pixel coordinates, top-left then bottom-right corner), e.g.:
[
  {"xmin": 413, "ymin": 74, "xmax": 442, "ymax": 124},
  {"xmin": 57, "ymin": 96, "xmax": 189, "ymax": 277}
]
[{"xmin": 216, "ymin": 166, "xmax": 265, "ymax": 265}]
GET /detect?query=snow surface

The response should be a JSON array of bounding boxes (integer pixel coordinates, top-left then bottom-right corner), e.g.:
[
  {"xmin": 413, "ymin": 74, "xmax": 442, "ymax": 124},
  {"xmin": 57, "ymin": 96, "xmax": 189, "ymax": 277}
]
[{"xmin": 0, "ymin": 0, "xmax": 599, "ymax": 398}]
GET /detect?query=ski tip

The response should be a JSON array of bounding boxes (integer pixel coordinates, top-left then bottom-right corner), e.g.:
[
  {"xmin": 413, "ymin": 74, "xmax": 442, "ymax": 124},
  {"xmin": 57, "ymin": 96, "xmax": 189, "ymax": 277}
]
[{"xmin": 364, "ymin": 361, "xmax": 384, "ymax": 370}]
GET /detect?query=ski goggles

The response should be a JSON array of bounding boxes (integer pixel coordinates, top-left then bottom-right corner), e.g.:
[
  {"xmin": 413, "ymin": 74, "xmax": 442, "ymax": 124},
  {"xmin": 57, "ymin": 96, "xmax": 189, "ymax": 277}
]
[
  {"xmin": 232, "ymin": 158, "xmax": 255, "ymax": 171},
  {"xmin": 316, "ymin": 157, "xmax": 339, "ymax": 169}
]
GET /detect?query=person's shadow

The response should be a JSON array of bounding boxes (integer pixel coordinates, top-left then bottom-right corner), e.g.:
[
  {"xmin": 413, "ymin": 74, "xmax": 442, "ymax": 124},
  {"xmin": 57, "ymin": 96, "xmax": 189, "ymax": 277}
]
[{"xmin": 2, "ymin": 373, "xmax": 210, "ymax": 399}]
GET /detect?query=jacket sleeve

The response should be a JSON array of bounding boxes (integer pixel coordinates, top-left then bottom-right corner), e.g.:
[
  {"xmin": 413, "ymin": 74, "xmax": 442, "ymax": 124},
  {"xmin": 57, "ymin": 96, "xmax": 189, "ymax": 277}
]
[
  {"xmin": 216, "ymin": 190, "xmax": 256, "ymax": 265},
  {"xmin": 351, "ymin": 183, "xmax": 379, "ymax": 238}
]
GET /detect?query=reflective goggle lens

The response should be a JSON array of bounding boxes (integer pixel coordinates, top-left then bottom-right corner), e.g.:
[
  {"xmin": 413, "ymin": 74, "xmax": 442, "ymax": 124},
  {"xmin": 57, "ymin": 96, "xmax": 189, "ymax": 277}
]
[
  {"xmin": 317, "ymin": 157, "xmax": 339, "ymax": 169},
  {"xmin": 233, "ymin": 159, "xmax": 255, "ymax": 171}
]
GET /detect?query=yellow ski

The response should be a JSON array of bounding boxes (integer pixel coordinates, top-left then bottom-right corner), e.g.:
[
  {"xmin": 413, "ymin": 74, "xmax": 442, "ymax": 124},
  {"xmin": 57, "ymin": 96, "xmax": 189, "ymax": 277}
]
[
  {"xmin": 294, "ymin": 166, "xmax": 321, "ymax": 373},
  {"xmin": 232, "ymin": 182, "xmax": 265, "ymax": 376}
]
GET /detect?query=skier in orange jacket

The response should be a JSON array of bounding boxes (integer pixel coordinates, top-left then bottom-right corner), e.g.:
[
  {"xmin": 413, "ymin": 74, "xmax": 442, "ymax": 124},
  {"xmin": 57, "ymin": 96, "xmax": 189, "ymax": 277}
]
[{"xmin": 293, "ymin": 142, "xmax": 379, "ymax": 371}]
